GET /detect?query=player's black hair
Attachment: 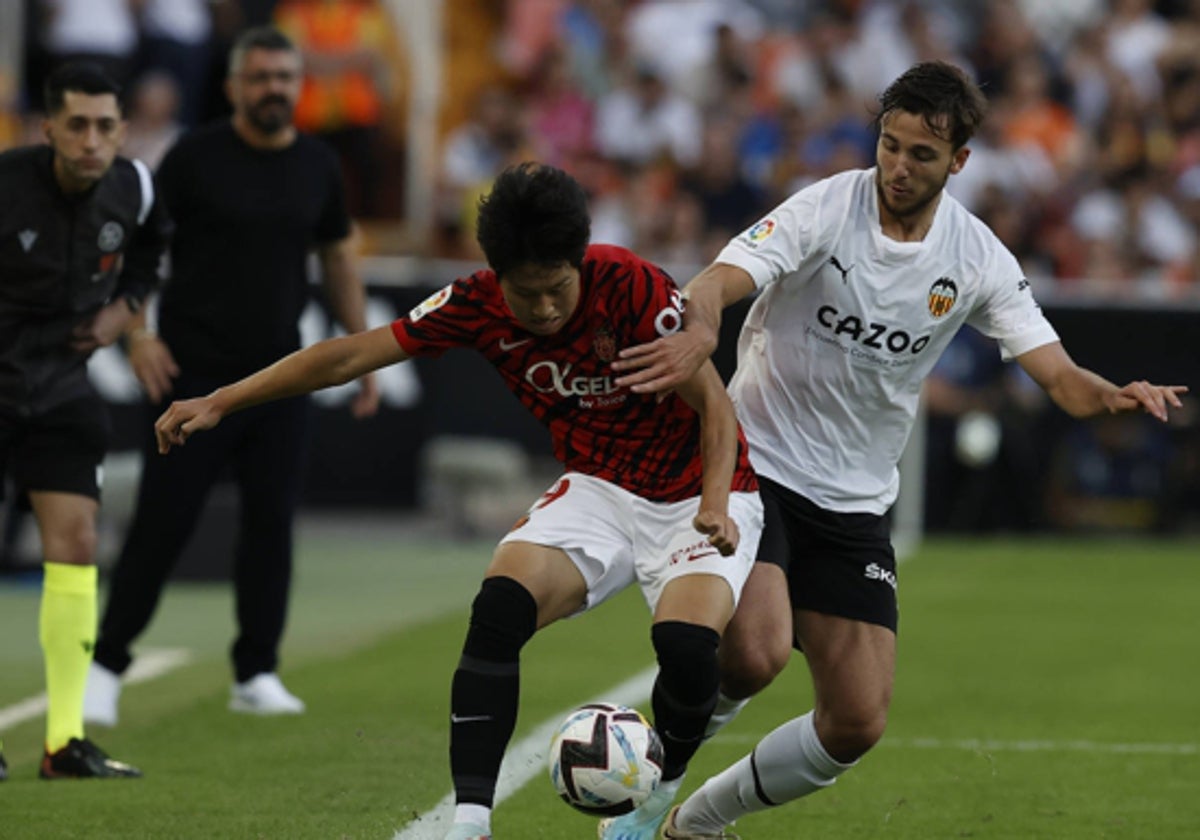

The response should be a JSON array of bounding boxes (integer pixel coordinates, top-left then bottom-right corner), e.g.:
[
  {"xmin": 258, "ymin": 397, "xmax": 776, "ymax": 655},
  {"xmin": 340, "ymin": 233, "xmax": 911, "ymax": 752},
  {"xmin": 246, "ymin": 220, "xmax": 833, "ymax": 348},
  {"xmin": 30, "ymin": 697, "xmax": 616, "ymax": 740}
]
[
  {"xmin": 476, "ymin": 162, "xmax": 591, "ymax": 278},
  {"xmin": 873, "ymin": 61, "xmax": 987, "ymax": 150},
  {"xmin": 43, "ymin": 62, "xmax": 123, "ymax": 116},
  {"xmin": 228, "ymin": 26, "xmax": 298, "ymax": 74}
]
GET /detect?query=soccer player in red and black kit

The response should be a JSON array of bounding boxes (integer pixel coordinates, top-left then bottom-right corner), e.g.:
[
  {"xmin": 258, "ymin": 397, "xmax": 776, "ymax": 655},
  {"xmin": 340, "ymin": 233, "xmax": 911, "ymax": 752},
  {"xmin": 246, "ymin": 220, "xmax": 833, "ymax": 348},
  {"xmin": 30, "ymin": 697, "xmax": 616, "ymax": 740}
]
[{"xmin": 152, "ymin": 162, "xmax": 763, "ymax": 839}]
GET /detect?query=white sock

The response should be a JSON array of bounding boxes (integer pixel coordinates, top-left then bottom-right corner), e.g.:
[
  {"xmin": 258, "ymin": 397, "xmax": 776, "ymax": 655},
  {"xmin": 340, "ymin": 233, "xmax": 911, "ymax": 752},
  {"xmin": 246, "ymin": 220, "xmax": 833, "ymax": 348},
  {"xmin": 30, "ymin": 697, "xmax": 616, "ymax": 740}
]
[
  {"xmin": 703, "ymin": 692, "xmax": 750, "ymax": 741},
  {"xmin": 453, "ymin": 803, "xmax": 491, "ymax": 831},
  {"xmin": 678, "ymin": 711, "xmax": 855, "ymax": 831}
]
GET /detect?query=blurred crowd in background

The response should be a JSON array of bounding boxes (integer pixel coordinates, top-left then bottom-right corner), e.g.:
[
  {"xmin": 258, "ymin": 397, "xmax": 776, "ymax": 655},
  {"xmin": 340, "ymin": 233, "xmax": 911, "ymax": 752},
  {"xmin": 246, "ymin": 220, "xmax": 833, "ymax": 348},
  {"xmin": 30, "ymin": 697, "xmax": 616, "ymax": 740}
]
[
  {"xmin": 1, "ymin": 0, "xmax": 1197, "ymax": 540},
  {"xmin": 3, "ymin": 0, "xmax": 1200, "ymax": 300}
]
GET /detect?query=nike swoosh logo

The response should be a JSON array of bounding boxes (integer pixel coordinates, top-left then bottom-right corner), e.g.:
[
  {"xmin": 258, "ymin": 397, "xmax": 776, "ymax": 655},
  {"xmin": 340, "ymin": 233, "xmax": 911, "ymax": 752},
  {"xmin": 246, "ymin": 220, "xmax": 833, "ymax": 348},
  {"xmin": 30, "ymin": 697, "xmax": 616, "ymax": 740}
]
[
  {"xmin": 498, "ymin": 337, "xmax": 533, "ymax": 351},
  {"xmin": 450, "ymin": 713, "xmax": 494, "ymax": 724},
  {"xmin": 684, "ymin": 550, "xmax": 720, "ymax": 563}
]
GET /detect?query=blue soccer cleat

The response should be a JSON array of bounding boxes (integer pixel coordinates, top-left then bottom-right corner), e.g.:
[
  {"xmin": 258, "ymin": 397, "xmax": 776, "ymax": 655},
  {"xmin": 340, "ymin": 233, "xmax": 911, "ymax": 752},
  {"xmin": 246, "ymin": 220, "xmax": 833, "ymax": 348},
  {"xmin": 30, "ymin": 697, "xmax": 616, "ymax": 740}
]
[{"xmin": 597, "ymin": 776, "xmax": 683, "ymax": 840}]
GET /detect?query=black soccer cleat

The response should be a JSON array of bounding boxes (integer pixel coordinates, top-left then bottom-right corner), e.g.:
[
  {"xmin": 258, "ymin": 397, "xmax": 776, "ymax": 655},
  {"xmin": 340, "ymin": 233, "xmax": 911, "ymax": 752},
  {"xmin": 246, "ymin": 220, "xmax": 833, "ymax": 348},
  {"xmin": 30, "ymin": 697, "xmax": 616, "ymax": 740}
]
[
  {"xmin": 0, "ymin": 749, "xmax": 8, "ymax": 781},
  {"xmin": 39, "ymin": 738, "xmax": 142, "ymax": 780}
]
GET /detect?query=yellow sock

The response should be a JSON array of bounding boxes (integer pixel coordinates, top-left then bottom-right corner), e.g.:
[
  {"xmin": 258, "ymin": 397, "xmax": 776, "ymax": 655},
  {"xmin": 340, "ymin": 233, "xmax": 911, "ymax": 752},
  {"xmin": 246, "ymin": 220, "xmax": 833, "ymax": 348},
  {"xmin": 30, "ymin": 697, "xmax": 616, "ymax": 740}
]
[{"xmin": 39, "ymin": 562, "xmax": 97, "ymax": 753}]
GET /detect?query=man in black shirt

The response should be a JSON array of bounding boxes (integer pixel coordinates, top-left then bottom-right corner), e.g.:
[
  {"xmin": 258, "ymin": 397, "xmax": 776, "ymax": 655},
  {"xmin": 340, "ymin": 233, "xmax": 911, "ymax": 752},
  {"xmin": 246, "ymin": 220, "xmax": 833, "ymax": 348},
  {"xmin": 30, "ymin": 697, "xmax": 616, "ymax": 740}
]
[
  {"xmin": 0, "ymin": 62, "xmax": 168, "ymax": 779},
  {"xmin": 84, "ymin": 27, "xmax": 379, "ymax": 725}
]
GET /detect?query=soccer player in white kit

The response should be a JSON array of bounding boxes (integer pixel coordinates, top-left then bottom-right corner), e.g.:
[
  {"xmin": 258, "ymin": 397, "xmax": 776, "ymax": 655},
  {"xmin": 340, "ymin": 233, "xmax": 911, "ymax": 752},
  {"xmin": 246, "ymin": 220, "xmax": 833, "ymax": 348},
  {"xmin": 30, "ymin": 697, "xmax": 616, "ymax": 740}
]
[{"xmin": 610, "ymin": 61, "xmax": 1187, "ymax": 838}]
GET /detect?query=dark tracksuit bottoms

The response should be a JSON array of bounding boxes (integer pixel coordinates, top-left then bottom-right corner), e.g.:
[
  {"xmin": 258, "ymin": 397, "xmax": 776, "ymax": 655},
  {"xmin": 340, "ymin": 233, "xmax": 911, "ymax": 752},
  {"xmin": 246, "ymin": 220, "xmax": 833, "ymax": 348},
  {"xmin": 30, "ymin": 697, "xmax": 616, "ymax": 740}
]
[{"xmin": 94, "ymin": 373, "xmax": 311, "ymax": 683}]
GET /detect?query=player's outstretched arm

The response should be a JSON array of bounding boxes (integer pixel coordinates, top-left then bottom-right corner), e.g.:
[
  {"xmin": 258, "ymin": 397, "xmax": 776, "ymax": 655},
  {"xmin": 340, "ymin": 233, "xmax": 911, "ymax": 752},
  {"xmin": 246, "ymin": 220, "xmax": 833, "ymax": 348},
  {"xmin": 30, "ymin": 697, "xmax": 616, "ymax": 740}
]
[
  {"xmin": 1016, "ymin": 342, "xmax": 1187, "ymax": 421},
  {"xmin": 155, "ymin": 325, "xmax": 407, "ymax": 453},
  {"xmin": 675, "ymin": 359, "xmax": 743, "ymax": 556},
  {"xmin": 613, "ymin": 263, "xmax": 756, "ymax": 395}
]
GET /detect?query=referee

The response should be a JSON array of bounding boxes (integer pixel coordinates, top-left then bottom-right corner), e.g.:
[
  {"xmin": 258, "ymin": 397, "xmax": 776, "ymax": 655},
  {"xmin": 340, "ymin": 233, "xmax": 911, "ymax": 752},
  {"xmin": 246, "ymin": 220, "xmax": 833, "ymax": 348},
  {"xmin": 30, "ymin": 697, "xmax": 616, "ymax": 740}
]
[
  {"xmin": 84, "ymin": 27, "xmax": 379, "ymax": 725},
  {"xmin": 0, "ymin": 62, "xmax": 168, "ymax": 779}
]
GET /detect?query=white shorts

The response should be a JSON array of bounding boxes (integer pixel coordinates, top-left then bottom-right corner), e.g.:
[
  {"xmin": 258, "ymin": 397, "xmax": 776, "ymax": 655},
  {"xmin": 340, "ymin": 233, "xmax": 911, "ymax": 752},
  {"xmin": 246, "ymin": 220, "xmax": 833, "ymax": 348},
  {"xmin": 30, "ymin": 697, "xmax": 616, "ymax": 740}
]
[{"xmin": 499, "ymin": 471, "xmax": 763, "ymax": 614}]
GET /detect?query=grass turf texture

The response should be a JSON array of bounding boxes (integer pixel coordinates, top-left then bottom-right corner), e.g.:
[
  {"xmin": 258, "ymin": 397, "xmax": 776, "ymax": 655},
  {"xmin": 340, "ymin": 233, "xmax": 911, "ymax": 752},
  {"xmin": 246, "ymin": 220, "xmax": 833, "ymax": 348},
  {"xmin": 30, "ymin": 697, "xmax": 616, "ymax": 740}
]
[{"xmin": 1, "ymin": 531, "xmax": 1197, "ymax": 838}]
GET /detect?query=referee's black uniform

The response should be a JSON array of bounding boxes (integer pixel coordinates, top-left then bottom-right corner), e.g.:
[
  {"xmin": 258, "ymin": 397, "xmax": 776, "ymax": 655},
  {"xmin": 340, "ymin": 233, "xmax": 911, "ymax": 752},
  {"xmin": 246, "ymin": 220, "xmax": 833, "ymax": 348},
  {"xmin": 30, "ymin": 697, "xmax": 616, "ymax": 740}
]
[
  {"xmin": 1, "ymin": 145, "xmax": 168, "ymax": 503},
  {"xmin": 94, "ymin": 121, "xmax": 351, "ymax": 683}
]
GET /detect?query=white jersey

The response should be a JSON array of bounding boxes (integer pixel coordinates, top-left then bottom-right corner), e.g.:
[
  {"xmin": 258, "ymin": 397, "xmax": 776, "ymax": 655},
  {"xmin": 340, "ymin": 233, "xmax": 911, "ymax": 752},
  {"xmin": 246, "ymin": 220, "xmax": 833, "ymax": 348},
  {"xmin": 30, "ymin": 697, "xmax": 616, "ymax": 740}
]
[{"xmin": 717, "ymin": 168, "xmax": 1059, "ymax": 514}]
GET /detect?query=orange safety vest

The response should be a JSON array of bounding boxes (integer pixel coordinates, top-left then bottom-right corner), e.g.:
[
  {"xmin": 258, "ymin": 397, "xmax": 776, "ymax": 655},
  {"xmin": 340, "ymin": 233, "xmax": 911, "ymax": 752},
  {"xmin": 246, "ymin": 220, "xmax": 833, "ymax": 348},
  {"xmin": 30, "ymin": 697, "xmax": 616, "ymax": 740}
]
[{"xmin": 275, "ymin": 0, "xmax": 388, "ymax": 131}]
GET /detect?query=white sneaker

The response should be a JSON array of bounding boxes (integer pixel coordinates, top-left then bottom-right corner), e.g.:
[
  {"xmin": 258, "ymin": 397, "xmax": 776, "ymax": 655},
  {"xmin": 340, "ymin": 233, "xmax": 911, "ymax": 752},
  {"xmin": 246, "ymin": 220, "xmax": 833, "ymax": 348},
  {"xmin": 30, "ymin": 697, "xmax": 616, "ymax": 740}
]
[
  {"xmin": 229, "ymin": 673, "xmax": 306, "ymax": 715},
  {"xmin": 83, "ymin": 662, "xmax": 122, "ymax": 727}
]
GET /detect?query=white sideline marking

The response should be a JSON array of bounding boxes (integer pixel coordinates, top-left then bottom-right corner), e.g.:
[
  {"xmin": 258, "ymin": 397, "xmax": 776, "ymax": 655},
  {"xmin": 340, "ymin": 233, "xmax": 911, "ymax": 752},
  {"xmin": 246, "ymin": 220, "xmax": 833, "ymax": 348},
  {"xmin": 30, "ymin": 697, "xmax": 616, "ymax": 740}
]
[
  {"xmin": 392, "ymin": 666, "xmax": 658, "ymax": 840},
  {"xmin": 0, "ymin": 647, "xmax": 192, "ymax": 730},
  {"xmin": 391, "ymin": 541, "xmax": 923, "ymax": 840},
  {"xmin": 892, "ymin": 736, "xmax": 1198, "ymax": 756},
  {"xmin": 717, "ymin": 732, "xmax": 1198, "ymax": 756}
]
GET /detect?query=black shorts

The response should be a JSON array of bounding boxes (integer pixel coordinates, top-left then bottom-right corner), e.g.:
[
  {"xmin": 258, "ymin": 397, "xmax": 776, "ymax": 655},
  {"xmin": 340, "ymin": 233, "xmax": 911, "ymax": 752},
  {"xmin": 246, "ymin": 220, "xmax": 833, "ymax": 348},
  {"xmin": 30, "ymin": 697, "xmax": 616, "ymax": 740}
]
[
  {"xmin": 756, "ymin": 475, "xmax": 898, "ymax": 632},
  {"xmin": 0, "ymin": 395, "xmax": 110, "ymax": 503}
]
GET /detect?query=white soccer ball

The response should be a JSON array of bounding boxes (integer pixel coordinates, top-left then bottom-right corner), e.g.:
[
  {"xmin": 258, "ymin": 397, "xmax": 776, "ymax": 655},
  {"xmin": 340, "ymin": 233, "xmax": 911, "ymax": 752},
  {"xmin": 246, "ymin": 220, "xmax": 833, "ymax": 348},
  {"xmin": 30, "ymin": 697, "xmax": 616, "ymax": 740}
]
[{"xmin": 547, "ymin": 702, "xmax": 664, "ymax": 816}]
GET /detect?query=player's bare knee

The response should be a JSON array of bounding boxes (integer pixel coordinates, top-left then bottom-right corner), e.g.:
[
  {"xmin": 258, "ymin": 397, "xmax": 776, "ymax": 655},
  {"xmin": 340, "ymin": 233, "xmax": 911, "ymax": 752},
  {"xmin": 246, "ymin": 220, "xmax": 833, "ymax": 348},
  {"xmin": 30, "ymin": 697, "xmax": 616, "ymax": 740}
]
[
  {"xmin": 853, "ymin": 710, "xmax": 888, "ymax": 752},
  {"xmin": 719, "ymin": 668, "xmax": 771, "ymax": 700},
  {"xmin": 43, "ymin": 525, "xmax": 97, "ymax": 566},
  {"xmin": 718, "ymin": 614, "xmax": 792, "ymax": 698},
  {"xmin": 719, "ymin": 643, "xmax": 788, "ymax": 699},
  {"xmin": 821, "ymin": 707, "xmax": 888, "ymax": 760}
]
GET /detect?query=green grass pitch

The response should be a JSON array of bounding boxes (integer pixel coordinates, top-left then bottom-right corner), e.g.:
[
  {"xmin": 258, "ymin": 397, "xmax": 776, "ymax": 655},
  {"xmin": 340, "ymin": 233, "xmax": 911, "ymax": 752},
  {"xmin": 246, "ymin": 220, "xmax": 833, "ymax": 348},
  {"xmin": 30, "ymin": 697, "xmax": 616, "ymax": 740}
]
[{"xmin": 1, "ymin": 527, "xmax": 1197, "ymax": 839}]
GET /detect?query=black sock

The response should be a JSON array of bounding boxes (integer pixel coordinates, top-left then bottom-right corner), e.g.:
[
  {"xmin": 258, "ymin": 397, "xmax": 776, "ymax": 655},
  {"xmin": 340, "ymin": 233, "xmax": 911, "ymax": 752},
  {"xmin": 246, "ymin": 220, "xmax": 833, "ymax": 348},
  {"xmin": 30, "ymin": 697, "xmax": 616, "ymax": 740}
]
[
  {"xmin": 449, "ymin": 576, "xmax": 538, "ymax": 806},
  {"xmin": 650, "ymin": 620, "xmax": 721, "ymax": 781}
]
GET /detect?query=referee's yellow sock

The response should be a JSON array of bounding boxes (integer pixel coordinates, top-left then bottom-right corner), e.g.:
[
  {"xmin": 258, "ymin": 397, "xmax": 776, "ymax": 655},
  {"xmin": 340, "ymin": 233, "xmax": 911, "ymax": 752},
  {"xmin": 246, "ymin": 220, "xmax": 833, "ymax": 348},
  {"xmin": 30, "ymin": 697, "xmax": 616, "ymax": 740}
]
[{"xmin": 40, "ymin": 562, "xmax": 97, "ymax": 753}]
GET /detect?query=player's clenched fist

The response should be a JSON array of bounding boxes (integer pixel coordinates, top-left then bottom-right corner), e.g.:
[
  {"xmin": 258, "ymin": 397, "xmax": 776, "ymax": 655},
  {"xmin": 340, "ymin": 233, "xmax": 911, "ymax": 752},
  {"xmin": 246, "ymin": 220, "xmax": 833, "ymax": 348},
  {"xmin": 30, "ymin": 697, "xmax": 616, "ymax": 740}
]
[{"xmin": 693, "ymin": 510, "xmax": 740, "ymax": 556}]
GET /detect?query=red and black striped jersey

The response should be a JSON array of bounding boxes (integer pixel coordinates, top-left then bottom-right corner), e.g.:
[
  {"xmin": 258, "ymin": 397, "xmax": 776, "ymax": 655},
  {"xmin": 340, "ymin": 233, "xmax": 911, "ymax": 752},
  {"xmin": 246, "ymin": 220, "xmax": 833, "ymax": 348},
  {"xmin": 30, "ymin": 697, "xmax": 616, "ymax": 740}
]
[{"xmin": 390, "ymin": 243, "xmax": 757, "ymax": 502}]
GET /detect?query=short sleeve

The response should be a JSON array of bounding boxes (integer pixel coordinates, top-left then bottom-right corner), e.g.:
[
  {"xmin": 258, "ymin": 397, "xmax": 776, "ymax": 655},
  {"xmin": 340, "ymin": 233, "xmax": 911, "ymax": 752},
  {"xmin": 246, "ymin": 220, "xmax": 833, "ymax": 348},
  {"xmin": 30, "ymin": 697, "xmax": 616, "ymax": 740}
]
[
  {"xmin": 619, "ymin": 257, "xmax": 686, "ymax": 345},
  {"xmin": 390, "ymin": 274, "xmax": 491, "ymax": 357},
  {"xmin": 966, "ymin": 247, "xmax": 1059, "ymax": 360},
  {"xmin": 313, "ymin": 144, "xmax": 351, "ymax": 244},
  {"xmin": 714, "ymin": 186, "xmax": 819, "ymax": 289}
]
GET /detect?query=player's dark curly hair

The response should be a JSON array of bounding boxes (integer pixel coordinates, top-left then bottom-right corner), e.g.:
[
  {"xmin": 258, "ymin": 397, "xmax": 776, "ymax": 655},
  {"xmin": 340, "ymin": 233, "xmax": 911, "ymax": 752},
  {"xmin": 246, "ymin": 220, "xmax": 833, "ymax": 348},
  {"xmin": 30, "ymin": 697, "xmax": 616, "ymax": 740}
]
[
  {"xmin": 872, "ymin": 61, "xmax": 987, "ymax": 150},
  {"xmin": 476, "ymin": 162, "xmax": 591, "ymax": 278},
  {"xmin": 44, "ymin": 62, "xmax": 123, "ymax": 115}
]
